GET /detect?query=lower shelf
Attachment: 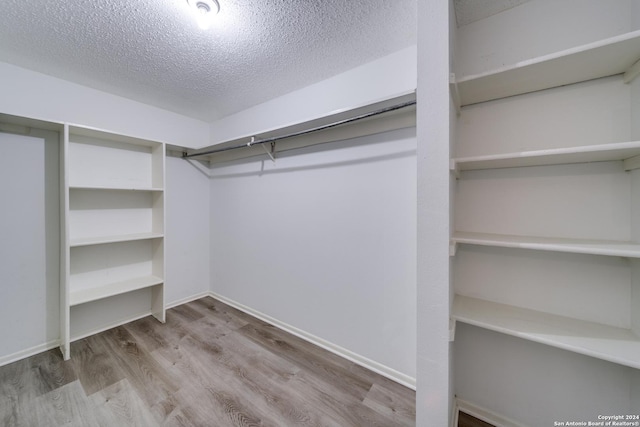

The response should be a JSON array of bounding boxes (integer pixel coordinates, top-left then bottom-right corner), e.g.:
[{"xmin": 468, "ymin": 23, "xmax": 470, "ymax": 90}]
[
  {"xmin": 451, "ymin": 294, "xmax": 640, "ymax": 369},
  {"xmin": 451, "ymin": 231, "xmax": 640, "ymax": 258},
  {"xmin": 70, "ymin": 275, "xmax": 163, "ymax": 306}
]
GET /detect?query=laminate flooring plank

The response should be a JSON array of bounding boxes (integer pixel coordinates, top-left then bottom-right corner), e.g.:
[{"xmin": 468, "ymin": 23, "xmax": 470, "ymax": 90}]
[
  {"xmin": 123, "ymin": 313, "xmax": 191, "ymax": 354},
  {"xmin": 70, "ymin": 337, "xmax": 125, "ymax": 396},
  {"xmin": 32, "ymin": 380, "xmax": 100, "ymax": 427},
  {"xmin": 362, "ymin": 383, "xmax": 416, "ymax": 426},
  {"xmin": 169, "ymin": 303, "xmax": 206, "ymax": 324},
  {"xmin": 0, "ymin": 358, "xmax": 33, "ymax": 427},
  {"xmin": 151, "ymin": 345, "xmax": 282, "ymax": 426},
  {"xmin": 89, "ymin": 378, "xmax": 158, "ymax": 427},
  {"xmin": 27, "ymin": 348, "xmax": 77, "ymax": 395},
  {"xmin": 286, "ymin": 370, "xmax": 402, "ymax": 427},
  {"xmin": 188, "ymin": 297, "xmax": 259, "ymax": 330},
  {"xmin": 93, "ymin": 326, "xmax": 179, "ymax": 407},
  {"xmin": 238, "ymin": 322, "xmax": 374, "ymax": 400}
]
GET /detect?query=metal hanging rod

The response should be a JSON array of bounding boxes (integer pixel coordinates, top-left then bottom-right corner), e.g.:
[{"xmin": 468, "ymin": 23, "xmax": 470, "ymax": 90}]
[{"xmin": 182, "ymin": 99, "xmax": 416, "ymax": 159}]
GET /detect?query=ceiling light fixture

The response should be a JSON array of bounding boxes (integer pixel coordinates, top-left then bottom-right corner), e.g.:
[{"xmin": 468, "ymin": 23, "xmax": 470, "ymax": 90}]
[{"xmin": 187, "ymin": 0, "xmax": 220, "ymax": 30}]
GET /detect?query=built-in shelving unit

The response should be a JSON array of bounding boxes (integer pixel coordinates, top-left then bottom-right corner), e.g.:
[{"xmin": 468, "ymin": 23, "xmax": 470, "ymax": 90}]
[
  {"xmin": 455, "ymin": 29, "xmax": 640, "ymax": 107},
  {"xmin": 60, "ymin": 124, "xmax": 166, "ymax": 360},
  {"xmin": 450, "ymin": 28, "xmax": 640, "ymax": 371}
]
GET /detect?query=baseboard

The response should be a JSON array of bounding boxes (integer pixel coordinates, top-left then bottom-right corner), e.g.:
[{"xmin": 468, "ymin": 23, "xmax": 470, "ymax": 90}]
[
  {"xmin": 0, "ymin": 339, "xmax": 61, "ymax": 368},
  {"xmin": 166, "ymin": 291, "xmax": 211, "ymax": 309},
  {"xmin": 453, "ymin": 398, "xmax": 527, "ymax": 427},
  {"xmin": 208, "ymin": 291, "xmax": 416, "ymax": 390}
]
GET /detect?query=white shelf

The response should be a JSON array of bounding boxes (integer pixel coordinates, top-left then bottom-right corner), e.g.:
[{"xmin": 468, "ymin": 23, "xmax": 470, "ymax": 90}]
[
  {"xmin": 451, "ymin": 231, "xmax": 640, "ymax": 258},
  {"xmin": 456, "ymin": 30, "xmax": 640, "ymax": 106},
  {"xmin": 69, "ymin": 185, "xmax": 163, "ymax": 192},
  {"xmin": 70, "ymin": 275, "xmax": 163, "ymax": 306},
  {"xmin": 70, "ymin": 232, "xmax": 164, "ymax": 248},
  {"xmin": 452, "ymin": 295, "xmax": 640, "ymax": 369},
  {"xmin": 452, "ymin": 140, "xmax": 640, "ymax": 172}
]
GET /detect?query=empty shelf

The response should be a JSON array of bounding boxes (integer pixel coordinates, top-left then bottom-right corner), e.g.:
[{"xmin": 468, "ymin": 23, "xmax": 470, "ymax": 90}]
[
  {"xmin": 452, "ymin": 295, "xmax": 640, "ymax": 369},
  {"xmin": 456, "ymin": 30, "xmax": 640, "ymax": 106},
  {"xmin": 452, "ymin": 140, "xmax": 640, "ymax": 172},
  {"xmin": 69, "ymin": 185, "xmax": 163, "ymax": 192},
  {"xmin": 70, "ymin": 232, "xmax": 164, "ymax": 247},
  {"xmin": 452, "ymin": 231, "xmax": 640, "ymax": 258},
  {"xmin": 70, "ymin": 275, "xmax": 163, "ymax": 306}
]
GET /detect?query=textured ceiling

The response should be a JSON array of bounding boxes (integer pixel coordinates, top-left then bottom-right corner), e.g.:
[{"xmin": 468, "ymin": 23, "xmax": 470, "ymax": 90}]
[{"xmin": 0, "ymin": 0, "xmax": 416, "ymax": 121}]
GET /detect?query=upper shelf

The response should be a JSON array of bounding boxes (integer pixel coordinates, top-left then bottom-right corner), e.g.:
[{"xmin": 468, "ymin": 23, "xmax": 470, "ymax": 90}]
[
  {"xmin": 452, "ymin": 140, "xmax": 640, "ymax": 172},
  {"xmin": 455, "ymin": 30, "xmax": 640, "ymax": 106}
]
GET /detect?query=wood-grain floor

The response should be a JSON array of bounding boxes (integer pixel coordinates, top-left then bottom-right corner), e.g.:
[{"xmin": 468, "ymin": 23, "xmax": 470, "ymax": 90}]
[{"xmin": 0, "ymin": 296, "xmax": 416, "ymax": 426}]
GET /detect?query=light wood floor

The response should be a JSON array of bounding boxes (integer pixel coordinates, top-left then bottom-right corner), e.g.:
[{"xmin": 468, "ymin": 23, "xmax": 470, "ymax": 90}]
[{"xmin": 0, "ymin": 296, "xmax": 415, "ymax": 426}]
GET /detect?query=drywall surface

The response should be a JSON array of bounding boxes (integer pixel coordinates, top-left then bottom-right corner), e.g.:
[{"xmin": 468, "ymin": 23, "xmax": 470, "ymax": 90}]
[
  {"xmin": 208, "ymin": 46, "xmax": 417, "ymax": 145},
  {"xmin": 208, "ymin": 128, "xmax": 416, "ymax": 378},
  {"xmin": 454, "ymin": 324, "xmax": 635, "ymax": 426},
  {"xmin": 0, "ymin": 130, "xmax": 59, "ymax": 359},
  {"xmin": 456, "ymin": 0, "xmax": 637, "ymax": 78},
  {"xmin": 416, "ymin": 0, "xmax": 452, "ymax": 424},
  {"xmin": 0, "ymin": 61, "xmax": 209, "ymax": 149},
  {"xmin": 165, "ymin": 155, "xmax": 211, "ymax": 304}
]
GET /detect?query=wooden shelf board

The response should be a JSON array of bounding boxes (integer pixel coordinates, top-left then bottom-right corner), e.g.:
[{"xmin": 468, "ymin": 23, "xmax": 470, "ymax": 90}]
[
  {"xmin": 452, "ymin": 231, "xmax": 640, "ymax": 258},
  {"xmin": 452, "ymin": 295, "xmax": 640, "ymax": 369},
  {"xmin": 70, "ymin": 232, "xmax": 164, "ymax": 247},
  {"xmin": 69, "ymin": 185, "xmax": 163, "ymax": 192},
  {"xmin": 457, "ymin": 30, "xmax": 640, "ymax": 106},
  {"xmin": 453, "ymin": 140, "xmax": 640, "ymax": 171},
  {"xmin": 70, "ymin": 275, "xmax": 163, "ymax": 306}
]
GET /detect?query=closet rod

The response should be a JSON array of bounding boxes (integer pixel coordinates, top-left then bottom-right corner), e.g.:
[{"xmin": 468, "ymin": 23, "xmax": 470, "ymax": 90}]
[{"xmin": 182, "ymin": 99, "xmax": 416, "ymax": 159}]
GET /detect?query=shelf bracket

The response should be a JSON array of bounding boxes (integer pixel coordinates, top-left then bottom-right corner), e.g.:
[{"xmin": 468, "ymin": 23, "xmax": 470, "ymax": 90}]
[
  {"xmin": 449, "ymin": 73, "xmax": 461, "ymax": 115},
  {"xmin": 449, "ymin": 240, "xmax": 458, "ymax": 257},
  {"xmin": 450, "ymin": 159, "xmax": 460, "ymax": 179},
  {"xmin": 449, "ymin": 318, "xmax": 456, "ymax": 342},
  {"xmin": 624, "ymin": 154, "xmax": 640, "ymax": 171},
  {"xmin": 623, "ymin": 58, "xmax": 640, "ymax": 84}
]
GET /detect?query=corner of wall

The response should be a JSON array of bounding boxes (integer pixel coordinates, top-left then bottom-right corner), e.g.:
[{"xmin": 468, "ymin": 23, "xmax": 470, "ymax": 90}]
[{"xmin": 207, "ymin": 45, "xmax": 417, "ymax": 146}]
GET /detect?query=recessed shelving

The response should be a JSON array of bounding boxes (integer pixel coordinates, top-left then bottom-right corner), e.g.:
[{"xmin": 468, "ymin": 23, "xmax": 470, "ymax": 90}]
[
  {"xmin": 452, "ymin": 295, "xmax": 640, "ymax": 369},
  {"xmin": 452, "ymin": 140, "xmax": 640, "ymax": 172},
  {"xmin": 451, "ymin": 231, "xmax": 640, "ymax": 258},
  {"xmin": 455, "ymin": 30, "xmax": 640, "ymax": 107},
  {"xmin": 70, "ymin": 275, "xmax": 163, "ymax": 306},
  {"xmin": 61, "ymin": 123, "xmax": 166, "ymax": 360}
]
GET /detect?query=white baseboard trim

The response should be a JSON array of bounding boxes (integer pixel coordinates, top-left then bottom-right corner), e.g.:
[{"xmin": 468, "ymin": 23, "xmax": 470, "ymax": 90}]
[
  {"xmin": 166, "ymin": 291, "xmax": 211, "ymax": 309},
  {"xmin": 453, "ymin": 398, "xmax": 527, "ymax": 427},
  {"xmin": 0, "ymin": 339, "xmax": 61, "ymax": 367},
  {"xmin": 207, "ymin": 291, "xmax": 416, "ymax": 390}
]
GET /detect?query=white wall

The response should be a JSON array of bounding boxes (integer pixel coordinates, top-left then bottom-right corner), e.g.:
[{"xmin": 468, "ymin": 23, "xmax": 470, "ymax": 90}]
[
  {"xmin": 165, "ymin": 155, "xmax": 211, "ymax": 304},
  {"xmin": 0, "ymin": 61, "xmax": 209, "ymax": 149},
  {"xmin": 455, "ymin": 324, "xmax": 636, "ymax": 426},
  {"xmin": 208, "ymin": 128, "xmax": 417, "ymax": 380},
  {"xmin": 0, "ymin": 130, "xmax": 59, "ymax": 360},
  {"xmin": 456, "ymin": 0, "xmax": 639, "ymax": 78},
  {"xmin": 209, "ymin": 46, "xmax": 417, "ymax": 145}
]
